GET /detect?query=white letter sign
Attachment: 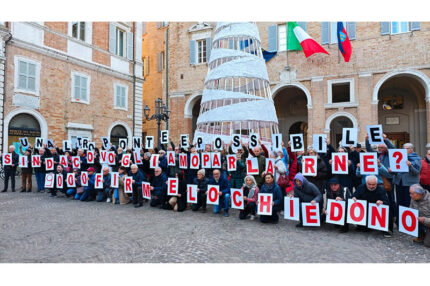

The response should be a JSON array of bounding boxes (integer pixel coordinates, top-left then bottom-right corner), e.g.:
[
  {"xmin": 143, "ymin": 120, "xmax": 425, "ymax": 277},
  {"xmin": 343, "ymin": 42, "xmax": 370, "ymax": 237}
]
[
  {"xmin": 388, "ymin": 149, "xmax": 408, "ymax": 172},
  {"xmin": 284, "ymin": 197, "xmax": 300, "ymax": 221}
]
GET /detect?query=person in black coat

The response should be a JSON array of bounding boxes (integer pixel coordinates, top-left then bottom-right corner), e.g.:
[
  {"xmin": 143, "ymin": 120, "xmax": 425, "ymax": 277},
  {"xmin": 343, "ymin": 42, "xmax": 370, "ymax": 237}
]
[
  {"xmin": 352, "ymin": 175, "xmax": 393, "ymax": 236},
  {"xmin": 96, "ymin": 167, "xmax": 112, "ymax": 202},
  {"xmin": 191, "ymin": 169, "xmax": 209, "ymax": 212},
  {"xmin": 19, "ymin": 147, "xmax": 33, "ymax": 192},
  {"xmin": 304, "ymin": 147, "xmax": 328, "ymax": 195},
  {"xmin": 162, "ymin": 171, "xmax": 187, "ymax": 211},
  {"xmin": 50, "ymin": 164, "xmax": 67, "ymax": 197},
  {"xmin": 324, "ymin": 177, "xmax": 351, "ymax": 233},
  {"xmin": 1, "ymin": 145, "xmax": 20, "ymax": 192},
  {"xmin": 290, "ymin": 173, "xmax": 323, "ymax": 227},
  {"xmin": 149, "ymin": 167, "xmax": 167, "ymax": 208},
  {"xmin": 258, "ymin": 173, "xmax": 283, "ymax": 223},
  {"xmin": 130, "ymin": 164, "xmax": 145, "ymax": 207}
]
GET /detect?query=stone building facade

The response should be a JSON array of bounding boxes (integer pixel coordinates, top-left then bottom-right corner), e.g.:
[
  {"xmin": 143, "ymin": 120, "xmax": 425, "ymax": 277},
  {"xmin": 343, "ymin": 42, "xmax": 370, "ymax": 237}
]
[
  {"xmin": 1, "ymin": 22, "xmax": 144, "ymax": 152},
  {"xmin": 143, "ymin": 21, "xmax": 430, "ymax": 155}
]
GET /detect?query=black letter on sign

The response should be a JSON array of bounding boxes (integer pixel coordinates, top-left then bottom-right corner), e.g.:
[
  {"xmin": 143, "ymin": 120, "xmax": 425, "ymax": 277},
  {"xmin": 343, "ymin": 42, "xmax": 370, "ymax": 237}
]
[
  {"xmin": 47, "ymin": 139, "xmax": 55, "ymax": 149},
  {"xmin": 119, "ymin": 139, "xmax": 127, "ymax": 149},
  {"xmin": 250, "ymin": 134, "xmax": 257, "ymax": 148},
  {"xmin": 35, "ymin": 138, "xmax": 44, "ymax": 149},
  {"xmin": 214, "ymin": 138, "xmax": 222, "ymax": 149},
  {"xmin": 82, "ymin": 138, "xmax": 89, "ymax": 149},
  {"xmin": 133, "ymin": 137, "xmax": 141, "ymax": 149},
  {"xmin": 318, "ymin": 136, "xmax": 323, "ymax": 151},
  {"xmin": 20, "ymin": 138, "xmax": 29, "ymax": 148},
  {"xmin": 292, "ymin": 136, "xmax": 302, "ymax": 150},
  {"xmin": 197, "ymin": 137, "xmax": 203, "ymax": 149},
  {"xmin": 232, "ymin": 135, "xmax": 241, "ymax": 148},
  {"xmin": 345, "ymin": 130, "xmax": 354, "ymax": 145},
  {"xmin": 369, "ymin": 127, "xmax": 381, "ymax": 143}
]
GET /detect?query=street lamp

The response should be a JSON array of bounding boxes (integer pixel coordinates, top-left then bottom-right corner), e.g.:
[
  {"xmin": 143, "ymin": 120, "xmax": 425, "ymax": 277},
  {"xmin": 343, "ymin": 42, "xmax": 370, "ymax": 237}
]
[{"xmin": 144, "ymin": 98, "xmax": 170, "ymax": 149}]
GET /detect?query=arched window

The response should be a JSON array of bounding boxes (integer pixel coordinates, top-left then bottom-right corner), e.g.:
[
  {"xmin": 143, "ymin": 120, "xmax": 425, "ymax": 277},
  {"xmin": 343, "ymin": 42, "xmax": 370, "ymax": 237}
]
[
  {"xmin": 8, "ymin": 113, "xmax": 41, "ymax": 148},
  {"xmin": 110, "ymin": 125, "xmax": 128, "ymax": 148}
]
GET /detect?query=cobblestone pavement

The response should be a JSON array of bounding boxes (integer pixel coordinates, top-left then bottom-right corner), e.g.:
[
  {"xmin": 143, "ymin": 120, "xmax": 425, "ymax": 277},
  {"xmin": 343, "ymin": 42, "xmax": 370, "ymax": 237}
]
[{"xmin": 0, "ymin": 177, "xmax": 429, "ymax": 263}]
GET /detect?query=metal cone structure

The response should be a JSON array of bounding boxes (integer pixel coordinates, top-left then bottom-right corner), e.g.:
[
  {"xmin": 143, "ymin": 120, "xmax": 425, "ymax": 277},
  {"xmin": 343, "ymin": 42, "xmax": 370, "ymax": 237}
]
[{"xmin": 194, "ymin": 22, "xmax": 279, "ymax": 145}]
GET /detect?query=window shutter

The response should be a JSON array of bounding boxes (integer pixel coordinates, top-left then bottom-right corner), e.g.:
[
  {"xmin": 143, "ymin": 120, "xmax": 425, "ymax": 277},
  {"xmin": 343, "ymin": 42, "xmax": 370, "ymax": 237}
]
[
  {"xmin": 380, "ymin": 22, "xmax": 390, "ymax": 35},
  {"xmin": 321, "ymin": 22, "xmax": 330, "ymax": 44},
  {"xmin": 147, "ymin": 56, "xmax": 150, "ymax": 74},
  {"xmin": 297, "ymin": 22, "xmax": 307, "ymax": 31},
  {"xmin": 189, "ymin": 40, "xmax": 196, "ymax": 64},
  {"xmin": 127, "ymin": 31, "xmax": 133, "ymax": 60},
  {"xmin": 157, "ymin": 52, "xmax": 161, "ymax": 72},
  {"xmin": 206, "ymin": 37, "xmax": 212, "ymax": 62},
  {"xmin": 411, "ymin": 22, "xmax": 421, "ymax": 31},
  {"xmin": 268, "ymin": 25, "xmax": 277, "ymax": 52},
  {"xmin": 85, "ymin": 22, "xmax": 92, "ymax": 44},
  {"xmin": 109, "ymin": 22, "xmax": 117, "ymax": 54},
  {"xmin": 347, "ymin": 22, "xmax": 356, "ymax": 40}
]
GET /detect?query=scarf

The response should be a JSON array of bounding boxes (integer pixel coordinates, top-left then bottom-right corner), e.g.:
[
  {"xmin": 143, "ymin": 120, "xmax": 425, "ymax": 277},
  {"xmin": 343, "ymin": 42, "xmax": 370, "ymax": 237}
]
[
  {"xmin": 425, "ymin": 157, "xmax": 430, "ymax": 164},
  {"xmin": 243, "ymin": 176, "xmax": 257, "ymax": 198}
]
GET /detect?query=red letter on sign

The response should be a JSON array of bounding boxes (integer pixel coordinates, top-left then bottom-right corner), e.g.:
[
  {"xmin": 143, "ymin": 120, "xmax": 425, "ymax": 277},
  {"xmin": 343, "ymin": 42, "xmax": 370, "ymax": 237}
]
[
  {"xmin": 370, "ymin": 205, "xmax": 387, "ymax": 228},
  {"xmin": 334, "ymin": 154, "xmax": 347, "ymax": 173},
  {"xmin": 208, "ymin": 186, "xmax": 218, "ymax": 203},
  {"xmin": 247, "ymin": 159, "xmax": 258, "ymax": 174},
  {"xmin": 228, "ymin": 156, "xmax": 236, "ymax": 171},
  {"xmin": 232, "ymin": 190, "xmax": 242, "ymax": 208},
  {"xmin": 401, "ymin": 210, "xmax": 417, "ymax": 232},
  {"xmin": 179, "ymin": 154, "xmax": 187, "ymax": 168},
  {"xmin": 350, "ymin": 202, "xmax": 365, "ymax": 222},
  {"xmin": 168, "ymin": 178, "xmax": 178, "ymax": 196},
  {"xmin": 87, "ymin": 151, "xmax": 94, "ymax": 164},
  {"xmin": 4, "ymin": 154, "xmax": 11, "ymax": 165},
  {"xmin": 142, "ymin": 182, "xmax": 151, "ymax": 199},
  {"xmin": 306, "ymin": 205, "xmax": 318, "ymax": 224},
  {"xmin": 46, "ymin": 158, "xmax": 53, "ymax": 170},
  {"xmin": 363, "ymin": 155, "xmax": 376, "ymax": 173},
  {"xmin": 259, "ymin": 195, "xmax": 272, "ymax": 214},
  {"xmin": 304, "ymin": 158, "xmax": 315, "ymax": 174},
  {"xmin": 329, "ymin": 202, "xmax": 343, "ymax": 222},
  {"xmin": 124, "ymin": 178, "xmax": 132, "ymax": 193}
]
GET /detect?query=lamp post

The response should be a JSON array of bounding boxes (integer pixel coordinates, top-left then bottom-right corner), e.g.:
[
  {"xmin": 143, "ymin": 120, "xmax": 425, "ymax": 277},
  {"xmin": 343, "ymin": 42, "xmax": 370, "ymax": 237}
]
[{"xmin": 144, "ymin": 98, "xmax": 170, "ymax": 150}]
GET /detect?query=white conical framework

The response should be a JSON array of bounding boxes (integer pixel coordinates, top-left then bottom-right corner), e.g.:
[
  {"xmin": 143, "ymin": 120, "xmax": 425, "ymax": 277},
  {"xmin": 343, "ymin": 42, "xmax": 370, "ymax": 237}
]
[{"xmin": 194, "ymin": 22, "xmax": 279, "ymax": 144}]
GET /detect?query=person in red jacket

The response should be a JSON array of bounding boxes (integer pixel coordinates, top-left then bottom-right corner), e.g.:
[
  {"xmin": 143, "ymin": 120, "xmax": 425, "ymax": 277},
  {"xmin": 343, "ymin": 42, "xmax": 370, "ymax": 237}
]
[{"xmin": 420, "ymin": 149, "xmax": 430, "ymax": 191}]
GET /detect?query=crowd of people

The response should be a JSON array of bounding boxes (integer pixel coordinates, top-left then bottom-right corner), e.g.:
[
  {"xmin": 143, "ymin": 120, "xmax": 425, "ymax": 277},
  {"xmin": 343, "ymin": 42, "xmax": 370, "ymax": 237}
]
[{"xmin": 1, "ymin": 134, "xmax": 430, "ymax": 247}]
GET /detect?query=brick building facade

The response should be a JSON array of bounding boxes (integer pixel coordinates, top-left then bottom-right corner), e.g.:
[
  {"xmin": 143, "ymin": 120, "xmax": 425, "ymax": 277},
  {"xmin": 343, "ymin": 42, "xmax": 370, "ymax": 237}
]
[
  {"xmin": 0, "ymin": 22, "xmax": 144, "ymax": 152},
  {"xmin": 141, "ymin": 21, "xmax": 430, "ymax": 155}
]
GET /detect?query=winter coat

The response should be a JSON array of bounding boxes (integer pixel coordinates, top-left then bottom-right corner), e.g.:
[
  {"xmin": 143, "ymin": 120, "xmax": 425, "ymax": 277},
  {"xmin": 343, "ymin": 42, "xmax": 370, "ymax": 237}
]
[
  {"xmin": 355, "ymin": 164, "xmax": 391, "ymax": 185},
  {"xmin": 208, "ymin": 176, "xmax": 230, "ymax": 196},
  {"xmin": 193, "ymin": 177, "xmax": 209, "ymax": 193},
  {"xmin": 409, "ymin": 190, "xmax": 430, "ymax": 228},
  {"xmin": 130, "ymin": 169, "xmax": 145, "ymax": 186},
  {"xmin": 292, "ymin": 177, "xmax": 322, "ymax": 203},
  {"xmin": 353, "ymin": 184, "xmax": 389, "ymax": 205},
  {"xmin": 287, "ymin": 147, "xmax": 298, "ymax": 182},
  {"xmin": 114, "ymin": 174, "xmax": 130, "ymax": 205},
  {"xmin": 274, "ymin": 158, "xmax": 287, "ymax": 183},
  {"xmin": 253, "ymin": 154, "xmax": 266, "ymax": 187},
  {"xmin": 365, "ymin": 139, "xmax": 396, "ymax": 177},
  {"xmin": 159, "ymin": 155, "xmax": 168, "ymax": 173},
  {"xmin": 242, "ymin": 185, "xmax": 259, "ymax": 204},
  {"xmin": 151, "ymin": 173, "xmax": 167, "ymax": 198},
  {"xmin": 228, "ymin": 158, "xmax": 246, "ymax": 188},
  {"xmin": 420, "ymin": 158, "xmax": 430, "ymax": 186},
  {"xmin": 394, "ymin": 152, "xmax": 422, "ymax": 186},
  {"xmin": 259, "ymin": 183, "xmax": 282, "ymax": 208}
]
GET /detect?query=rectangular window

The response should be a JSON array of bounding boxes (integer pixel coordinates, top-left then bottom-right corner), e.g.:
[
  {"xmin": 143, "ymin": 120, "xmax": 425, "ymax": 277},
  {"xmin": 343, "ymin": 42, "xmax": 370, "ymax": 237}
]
[
  {"xmin": 116, "ymin": 28, "xmax": 126, "ymax": 57},
  {"xmin": 114, "ymin": 84, "xmax": 127, "ymax": 110},
  {"xmin": 329, "ymin": 22, "xmax": 349, "ymax": 44},
  {"xmin": 157, "ymin": 51, "xmax": 165, "ymax": 72},
  {"xmin": 278, "ymin": 24, "xmax": 287, "ymax": 51},
  {"xmin": 72, "ymin": 73, "xmax": 90, "ymax": 104},
  {"xmin": 197, "ymin": 39, "xmax": 207, "ymax": 64},
  {"xmin": 72, "ymin": 22, "xmax": 86, "ymax": 41},
  {"xmin": 17, "ymin": 60, "xmax": 36, "ymax": 92},
  {"xmin": 391, "ymin": 22, "xmax": 409, "ymax": 34},
  {"xmin": 332, "ymin": 82, "xmax": 350, "ymax": 103}
]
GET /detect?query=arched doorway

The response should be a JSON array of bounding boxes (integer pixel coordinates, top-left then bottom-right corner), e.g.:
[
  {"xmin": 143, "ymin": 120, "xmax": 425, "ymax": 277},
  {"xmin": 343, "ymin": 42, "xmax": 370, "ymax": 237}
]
[
  {"xmin": 329, "ymin": 116, "xmax": 353, "ymax": 149},
  {"xmin": 273, "ymin": 86, "xmax": 309, "ymax": 146},
  {"xmin": 8, "ymin": 113, "xmax": 41, "ymax": 152},
  {"xmin": 109, "ymin": 125, "xmax": 128, "ymax": 148},
  {"xmin": 377, "ymin": 75, "xmax": 427, "ymax": 154}
]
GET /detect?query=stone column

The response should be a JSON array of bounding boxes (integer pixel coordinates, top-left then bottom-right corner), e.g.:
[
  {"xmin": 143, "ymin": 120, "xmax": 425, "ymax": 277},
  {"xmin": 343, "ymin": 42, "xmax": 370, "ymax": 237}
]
[
  {"xmin": 427, "ymin": 100, "xmax": 430, "ymax": 146},
  {"xmin": 0, "ymin": 25, "xmax": 10, "ymax": 153}
]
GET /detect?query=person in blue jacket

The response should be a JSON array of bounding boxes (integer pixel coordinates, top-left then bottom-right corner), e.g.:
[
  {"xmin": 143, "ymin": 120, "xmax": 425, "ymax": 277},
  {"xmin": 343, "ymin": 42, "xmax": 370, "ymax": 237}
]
[
  {"xmin": 149, "ymin": 167, "xmax": 167, "ymax": 208},
  {"xmin": 130, "ymin": 164, "xmax": 145, "ymax": 208},
  {"xmin": 257, "ymin": 173, "xmax": 283, "ymax": 223},
  {"xmin": 158, "ymin": 150, "xmax": 168, "ymax": 174},
  {"xmin": 80, "ymin": 167, "xmax": 96, "ymax": 201},
  {"xmin": 208, "ymin": 169, "xmax": 231, "ymax": 217}
]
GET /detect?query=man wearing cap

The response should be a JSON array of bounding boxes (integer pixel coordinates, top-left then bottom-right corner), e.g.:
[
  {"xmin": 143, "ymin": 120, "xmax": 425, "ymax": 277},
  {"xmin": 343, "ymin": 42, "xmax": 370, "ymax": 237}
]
[
  {"xmin": 289, "ymin": 173, "xmax": 322, "ymax": 227},
  {"xmin": 80, "ymin": 167, "xmax": 96, "ymax": 201},
  {"xmin": 149, "ymin": 166, "xmax": 167, "ymax": 208},
  {"xmin": 409, "ymin": 184, "xmax": 430, "ymax": 247},
  {"xmin": 325, "ymin": 177, "xmax": 351, "ymax": 233},
  {"xmin": 191, "ymin": 169, "xmax": 209, "ymax": 212}
]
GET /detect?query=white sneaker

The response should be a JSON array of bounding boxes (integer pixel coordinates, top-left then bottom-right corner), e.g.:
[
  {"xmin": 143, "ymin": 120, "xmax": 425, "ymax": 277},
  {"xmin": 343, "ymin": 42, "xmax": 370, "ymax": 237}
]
[
  {"xmin": 280, "ymin": 211, "xmax": 284, "ymax": 215},
  {"xmin": 106, "ymin": 198, "xmax": 111, "ymax": 203},
  {"xmin": 250, "ymin": 215, "xmax": 255, "ymax": 220}
]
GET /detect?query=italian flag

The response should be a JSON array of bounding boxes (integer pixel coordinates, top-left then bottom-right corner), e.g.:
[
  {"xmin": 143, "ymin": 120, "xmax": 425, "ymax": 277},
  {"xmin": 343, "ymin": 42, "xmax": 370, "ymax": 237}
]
[{"xmin": 287, "ymin": 22, "xmax": 329, "ymax": 58}]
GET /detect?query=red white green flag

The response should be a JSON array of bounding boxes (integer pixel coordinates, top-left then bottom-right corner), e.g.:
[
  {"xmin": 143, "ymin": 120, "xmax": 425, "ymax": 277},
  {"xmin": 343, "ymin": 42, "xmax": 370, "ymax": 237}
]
[{"xmin": 287, "ymin": 22, "xmax": 329, "ymax": 58}]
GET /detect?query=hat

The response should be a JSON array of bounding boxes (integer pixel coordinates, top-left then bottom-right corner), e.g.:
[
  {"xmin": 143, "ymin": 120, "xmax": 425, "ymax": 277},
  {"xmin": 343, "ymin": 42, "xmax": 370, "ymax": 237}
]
[
  {"xmin": 293, "ymin": 173, "xmax": 304, "ymax": 184},
  {"xmin": 356, "ymin": 143, "xmax": 362, "ymax": 148},
  {"xmin": 87, "ymin": 167, "xmax": 95, "ymax": 172},
  {"xmin": 328, "ymin": 177, "xmax": 340, "ymax": 185},
  {"xmin": 197, "ymin": 169, "xmax": 206, "ymax": 176}
]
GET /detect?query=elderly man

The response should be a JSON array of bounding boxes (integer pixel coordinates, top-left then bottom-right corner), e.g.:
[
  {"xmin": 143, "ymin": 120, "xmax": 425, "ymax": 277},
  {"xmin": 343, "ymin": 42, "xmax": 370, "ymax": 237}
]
[
  {"xmin": 353, "ymin": 175, "xmax": 393, "ymax": 237},
  {"xmin": 33, "ymin": 147, "xmax": 49, "ymax": 193},
  {"xmin": 1, "ymin": 145, "xmax": 19, "ymax": 192},
  {"xmin": 394, "ymin": 143, "xmax": 422, "ymax": 216},
  {"xmin": 77, "ymin": 149, "xmax": 88, "ymax": 171},
  {"xmin": 409, "ymin": 184, "xmax": 430, "ymax": 247},
  {"xmin": 96, "ymin": 167, "xmax": 112, "ymax": 202},
  {"xmin": 149, "ymin": 167, "xmax": 167, "ymax": 208},
  {"xmin": 208, "ymin": 169, "xmax": 231, "ymax": 216},
  {"xmin": 250, "ymin": 146, "xmax": 266, "ymax": 188},
  {"xmin": 130, "ymin": 164, "xmax": 145, "ymax": 208},
  {"xmin": 80, "ymin": 167, "xmax": 96, "ymax": 201}
]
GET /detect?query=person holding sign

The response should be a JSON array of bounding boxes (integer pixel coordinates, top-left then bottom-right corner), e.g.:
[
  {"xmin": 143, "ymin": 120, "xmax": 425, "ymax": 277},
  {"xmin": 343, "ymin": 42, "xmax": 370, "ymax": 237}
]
[
  {"xmin": 65, "ymin": 169, "xmax": 82, "ymax": 198},
  {"xmin": 409, "ymin": 184, "xmax": 430, "ymax": 247},
  {"xmin": 250, "ymin": 146, "xmax": 266, "ymax": 188},
  {"xmin": 111, "ymin": 166, "xmax": 130, "ymax": 204},
  {"xmin": 327, "ymin": 147, "xmax": 356, "ymax": 191},
  {"xmin": 95, "ymin": 167, "xmax": 112, "ymax": 202},
  {"xmin": 324, "ymin": 177, "xmax": 350, "ymax": 233},
  {"xmin": 1, "ymin": 145, "xmax": 19, "ymax": 193},
  {"xmin": 162, "ymin": 171, "xmax": 187, "ymax": 212},
  {"xmin": 394, "ymin": 143, "xmax": 422, "ymax": 216},
  {"xmin": 227, "ymin": 145, "xmax": 247, "ymax": 189},
  {"xmin": 79, "ymin": 167, "xmax": 96, "ymax": 201},
  {"xmin": 149, "ymin": 167, "xmax": 167, "ymax": 208},
  {"xmin": 20, "ymin": 147, "xmax": 33, "ymax": 192},
  {"xmin": 158, "ymin": 150, "xmax": 168, "ymax": 174},
  {"xmin": 131, "ymin": 164, "xmax": 146, "ymax": 208},
  {"xmin": 239, "ymin": 176, "xmax": 259, "ymax": 220},
  {"xmin": 50, "ymin": 165, "xmax": 67, "ymax": 197},
  {"xmin": 208, "ymin": 169, "xmax": 231, "ymax": 217},
  {"xmin": 191, "ymin": 169, "xmax": 209, "ymax": 212},
  {"xmin": 303, "ymin": 147, "xmax": 328, "ymax": 196},
  {"xmin": 352, "ymin": 175, "xmax": 393, "ymax": 237},
  {"xmin": 290, "ymin": 173, "xmax": 322, "ymax": 227},
  {"xmin": 257, "ymin": 173, "xmax": 282, "ymax": 223}
]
